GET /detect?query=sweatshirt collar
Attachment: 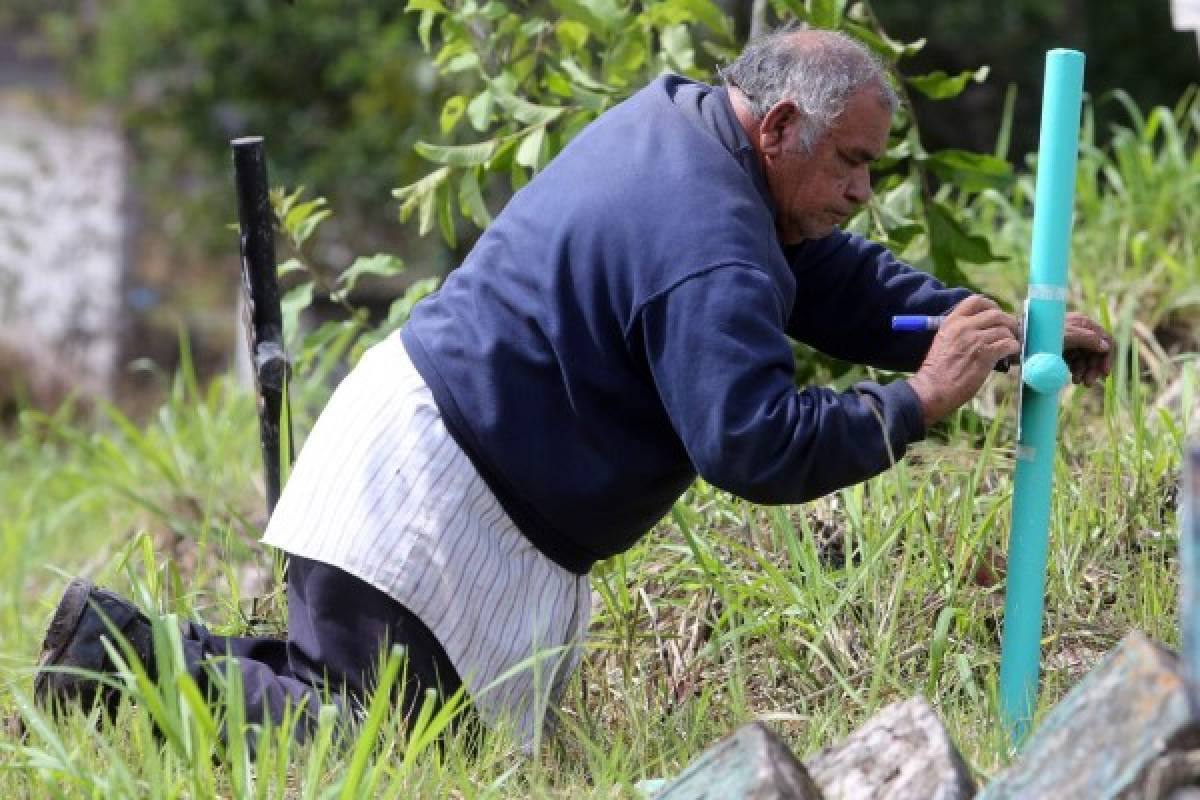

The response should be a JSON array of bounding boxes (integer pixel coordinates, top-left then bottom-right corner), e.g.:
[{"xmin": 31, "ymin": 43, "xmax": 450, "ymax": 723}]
[{"xmin": 711, "ymin": 85, "xmax": 776, "ymax": 218}]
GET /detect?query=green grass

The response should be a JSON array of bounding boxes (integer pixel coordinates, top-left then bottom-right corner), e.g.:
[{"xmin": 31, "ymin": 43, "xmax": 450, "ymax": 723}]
[{"xmin": 0, "ymin": 92, "xmax": 1197, "ymax": 797}]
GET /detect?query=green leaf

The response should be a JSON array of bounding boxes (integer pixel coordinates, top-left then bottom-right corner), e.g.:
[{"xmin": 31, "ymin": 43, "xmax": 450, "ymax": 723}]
[
  {"xmin": 413, "ymin": 140, "xmax": 498, "ymax": 167},
  {"xmin": 870, "ymin": 197, "xmax": 914, "ymax": 232},
  {"xmin": 560, "ymin": 58, "xmax": 613, "ymax": 92},
  {"xmin": 886, "ymin": 139, "xmax": 914, "ymax": 160},
  {"xmin": 661, "ymin": 25, "xmax": 695, "ymax": 72},
  {"xmin": 671, "ymin": 0, "xmax": 732, "ymax": 38},
  {"xmin": 467, "ymin": 90, "xmax": 493, "ymax": 131},
  {"xmin": 481, "ymin": 0, "xmax": 508, "ymax": 20},
  {"xmin": 700, "ymin": 39, "xmax": 740, "ymax": 65},
  {"xmin": 515, "ymin": 127, "xmax": 546, "ymax": 170},
  {"xmin": 517, "ymin": 18, "xmax": 549, "ymax": 38},
  {"xmin": 490, "ymin": 87, "xmax": 568, "ymax": 126},
  {"xmin": 924, "ymin": 149, "xmax": 1013, "ymax": 192},
  {"xmin": 294, "ymin": 209, "xmax": 331, "ymax": 247},
  {"xmin": 492, "ymin": 70, "xmax": 518, "ymax": 94},
  {"xmin": 562, "ymin": 109, "xmax": 597, "ymax": 141},
  {"xmin": 876, "ymin": 180, "xmax": 919, "ymax": 220},
  {"xmin": 606, "ymin": 35, "xmax": 647, "ymax": 85},
  {"xmin": 555, "ymin": 19, "xmax": 590, "ymax": 52},
  {"xmin": 883, "ymin": 223, "xmax": 923, "ymax": 249},
  {"xmin": 434, "ymin": 39, "xmax": 472, "ymax": 67},
  {"xmin": 545, "ymin": 69, "xmax": 574, "ymax": 99},
  {"xmin": 272, "ymin": 186, "xmax": 307, "ymax": 222},
  {"xmin": 418, "ymin": 184, "xmax": 437, "ymax": 237},
  {"xmin": 908, "ymin": 66, "xmax": 990, "ymax": 100},
  {"xmin": 580, "ymin": 0, "xmax": 624, "ymax": 29},
  {"xmin": 571, "ymin": 84, "xmax": 610, "ymax": 113},
  {"xmin": 404, "ymin": 0, "xmax": 446, "ymax": 12},
  {"xmin": 418, "ymin": 9, "xmax": 437, "ymax": 51},
  {"xmin": 385, "ymin": 276, "xmax": 442, "ymax": 330},
  {"xmin": 276, "ymin": 258, "xmax": 307, "ymax": 280},
  {"xmin": 549, "ymin": 0, "xmax": 621, "ymax": 33},
  {"xmin": 808, "ymin": 0, "xmax": 845, "ymax": 28},
  {"xmin": 486, "ymin": 135, "xmax": 519, "ymax": 172},
  {"xmin": 443, "ymin": 51, "xmax": 481, "ymax": 74},
  {"xmin": 926, "ymin": 200, "xmax": 994, "ymax": 287},
  {"xmin": 458, "ymin": 169, "xmax": 492, "ymax": 228},
  {"xmin": 394, "ymin": 166, "xmax": 450, "ymax": 225},
  {"xmin": 336, "ymin": 253, "xmax": 406, "ymax": 293},
  {"xmin": 925, "ymin": 606, "xmax": 959, "ymax": 697},
  {"xmin": 437, "ymin": 179, "xmax": 457, "ymax": 247},
  {"xmin": 283, "ymin": 197, "xmax": 327, "ymax": 234},
  {"xmin": 511, "ymin": 53, "xmax": 537, "ymax": 84},
  {"xmin": 440, "ymin": 96, "xmax": 466, "ymax": 135},
  {"xmin": 842, "ymin": 21, "xmax": 922, "ymax": 60},
  {"xmin": 510, "ymin": 156, "xmax": 529, "ymax": 191},
  {"xmin": 281, "ymin": 282, "xmax": 314, "ymax": 339}
]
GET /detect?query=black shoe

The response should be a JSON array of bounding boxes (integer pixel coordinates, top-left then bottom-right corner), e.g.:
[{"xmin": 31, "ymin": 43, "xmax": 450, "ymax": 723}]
[{"xmin": 33, "ymin": 578, "xmax": 156, "ymax": 718}]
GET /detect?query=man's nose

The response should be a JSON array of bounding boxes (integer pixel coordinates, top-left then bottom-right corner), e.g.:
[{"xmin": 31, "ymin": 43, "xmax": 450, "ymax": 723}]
[{"xmin": 846, "ymin": 166, "xmax": 872, "ymax": 205}]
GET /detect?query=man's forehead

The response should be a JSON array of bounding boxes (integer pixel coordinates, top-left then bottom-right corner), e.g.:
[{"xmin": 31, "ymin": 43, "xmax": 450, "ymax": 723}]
[
  {"xmin": 830, "ymin": 91, "xmax": 892, "ymax": 155},
  {"xmin": 840, "ymin": 127, "xmax": 889, "ymax": 157}
]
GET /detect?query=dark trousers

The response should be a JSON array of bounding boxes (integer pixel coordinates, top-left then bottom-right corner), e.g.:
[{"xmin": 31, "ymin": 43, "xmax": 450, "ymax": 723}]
[{"xmin": 180, "ymin": 555, "xmax": 464, "ymax": 739}]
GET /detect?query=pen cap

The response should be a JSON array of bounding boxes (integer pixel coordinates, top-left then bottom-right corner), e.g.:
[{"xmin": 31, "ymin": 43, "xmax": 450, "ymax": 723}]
[{"xmin": 891, "ymin": 315, "xmax": 939, "ymax": 332}]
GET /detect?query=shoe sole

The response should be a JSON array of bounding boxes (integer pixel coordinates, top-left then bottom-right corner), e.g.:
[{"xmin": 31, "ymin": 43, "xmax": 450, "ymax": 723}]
[{"xmin": 33, "ymin": 577, "xmax": 95, "ymax": 703}]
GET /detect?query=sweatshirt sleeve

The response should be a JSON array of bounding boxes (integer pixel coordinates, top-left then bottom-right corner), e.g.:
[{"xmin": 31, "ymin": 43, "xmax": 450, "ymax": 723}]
[
  {"xmin": 785, "ymin": 229, "xmax": 971, "ymax": 372},
  {"xmin": 632, "ymin": 264, "xmax": 925, "ymax": 505}
]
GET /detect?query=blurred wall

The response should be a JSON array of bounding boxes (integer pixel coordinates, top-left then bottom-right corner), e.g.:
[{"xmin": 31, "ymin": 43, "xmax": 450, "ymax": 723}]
[{"xmin": 0, "ymin": 84, "xmax": 129, "ymax": 405}]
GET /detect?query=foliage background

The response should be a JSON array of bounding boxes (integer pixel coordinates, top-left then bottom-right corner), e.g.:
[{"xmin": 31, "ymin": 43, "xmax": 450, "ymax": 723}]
[
  {"xmin": 874, "ymin": 0, "xmax": 1200, "ymax": 158},
  {"xmin": 3, "ymin": 1, "xmax": 1196, "ymax": 383}
]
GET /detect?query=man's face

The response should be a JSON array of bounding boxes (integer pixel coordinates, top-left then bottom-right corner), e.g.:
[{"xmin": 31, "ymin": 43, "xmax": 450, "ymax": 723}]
[{"xmin": 759, "ymin": 86, "xmax": 892, "ymax": 244}]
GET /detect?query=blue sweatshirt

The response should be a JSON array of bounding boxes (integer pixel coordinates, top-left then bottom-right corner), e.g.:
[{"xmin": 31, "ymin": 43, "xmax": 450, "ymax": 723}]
[{"xmin": 401, "ymin": 75, "xmax": 969, "ymax": 574}]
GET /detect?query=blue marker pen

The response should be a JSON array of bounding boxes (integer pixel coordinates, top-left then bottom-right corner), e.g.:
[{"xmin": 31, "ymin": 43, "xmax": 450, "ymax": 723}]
[
  {"xmin": 892, "ymin": 314, "xmax": 1017, "ymax": 372},
  {"xmin": 891, "ymin": 315, "xmax": 945, "ymax": 332}
]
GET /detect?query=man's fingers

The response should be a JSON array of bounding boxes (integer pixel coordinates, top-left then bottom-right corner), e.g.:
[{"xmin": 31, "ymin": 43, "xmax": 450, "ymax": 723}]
[
  {"xmin": 1065, "ymin": 351, "xmax": 1111, "ymax": 387},
  {"xmin": 953, "ymin": 308, "xmax": 1020, "ymax": 337},
  {"xmin": 977, "ymin": 309, "xmax": 1020, "ymax": 335},
  {"xmin": 1083, "ymin": 359, "xmax": 1099, "ymax": 387},
  {"xmin": 1059, "ymin": 312, "xmax": 1114, "ymax": 387},
  {"xmin": 1063, "ymin": 312, "xmax": 1113, "ymax": 354},
  {"xmin": 1069, "ymin": 365, "xmax": 1095, "ymax": 387},
  {"xmin": 949, "ymin": 294, "xmax": 1001, "ymax": 319},
  {"xmin": 1063, "ymin": 327, "xmax": 1110, "ymax": 353},
  {"xmin": 978, "ymin": 329, "xmax": 1021, "ymax": 362}
]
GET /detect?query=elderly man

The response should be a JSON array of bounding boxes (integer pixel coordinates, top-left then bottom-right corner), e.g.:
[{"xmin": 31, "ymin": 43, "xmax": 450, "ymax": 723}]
[{"xmin": 35, "ymin": 28, "xmax": 1111, "ymax": 747}]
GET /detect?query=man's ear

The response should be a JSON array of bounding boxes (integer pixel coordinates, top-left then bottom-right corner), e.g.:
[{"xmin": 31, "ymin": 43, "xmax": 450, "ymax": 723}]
[{"xmin": 758, "ymin": 100, "xmax": 802, "ymax": 157}]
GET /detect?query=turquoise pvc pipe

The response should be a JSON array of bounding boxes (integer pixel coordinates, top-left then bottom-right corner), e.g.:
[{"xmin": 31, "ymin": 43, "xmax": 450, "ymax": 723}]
[{"xmin": 998, "ymin": 48, "xmax": 1085, "ymax": 746}]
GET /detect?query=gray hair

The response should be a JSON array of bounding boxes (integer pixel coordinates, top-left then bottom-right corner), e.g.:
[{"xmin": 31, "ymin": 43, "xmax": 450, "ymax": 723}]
[{"xmin": 720, "ymin": 28, "xmax": 899, "ymax": 153}]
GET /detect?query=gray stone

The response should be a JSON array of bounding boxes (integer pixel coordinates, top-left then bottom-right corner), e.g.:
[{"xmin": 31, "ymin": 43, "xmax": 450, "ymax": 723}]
[
  {"xmin": 979, "ymin": 631, "xmax": 1200, "ymax": 799},
  {"xmin": 652, "ymin": 722, "xmax": 823, "ymax": 800},
  {"xmin": 805, "ymin": 696, "xmax": 976, "ymax": 800}
]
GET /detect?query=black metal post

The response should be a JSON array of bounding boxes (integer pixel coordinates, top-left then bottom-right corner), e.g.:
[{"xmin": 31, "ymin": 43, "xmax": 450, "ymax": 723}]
[{"xmin": 232, "ymin": 136, "xmax": 292, "ymax": 517}]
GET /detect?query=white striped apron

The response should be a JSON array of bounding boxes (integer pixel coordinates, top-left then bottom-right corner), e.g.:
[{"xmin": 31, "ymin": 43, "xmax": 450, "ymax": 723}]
[{"xmin": 262, "ymin": 332, "xmax": 591, "ymax": 748}]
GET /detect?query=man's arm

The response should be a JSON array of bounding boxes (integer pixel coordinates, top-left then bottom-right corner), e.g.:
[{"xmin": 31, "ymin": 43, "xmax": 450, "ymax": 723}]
[
  {"xmin": 785, "ymin": 229, "xmax": 969, "ymax": 371},
  {"xmin": 632, "ymin": 264, "xmax": 928, "ymax": 504}
]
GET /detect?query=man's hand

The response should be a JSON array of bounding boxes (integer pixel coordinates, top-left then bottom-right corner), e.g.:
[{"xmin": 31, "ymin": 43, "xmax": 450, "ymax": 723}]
[
  {"xmin": 1063, "ymin": 311, "xmax": 1113, "ymax": 387},
  {"xmin": 906, "ymin": 295, "xmax": 1021, "ymax": 428}
]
